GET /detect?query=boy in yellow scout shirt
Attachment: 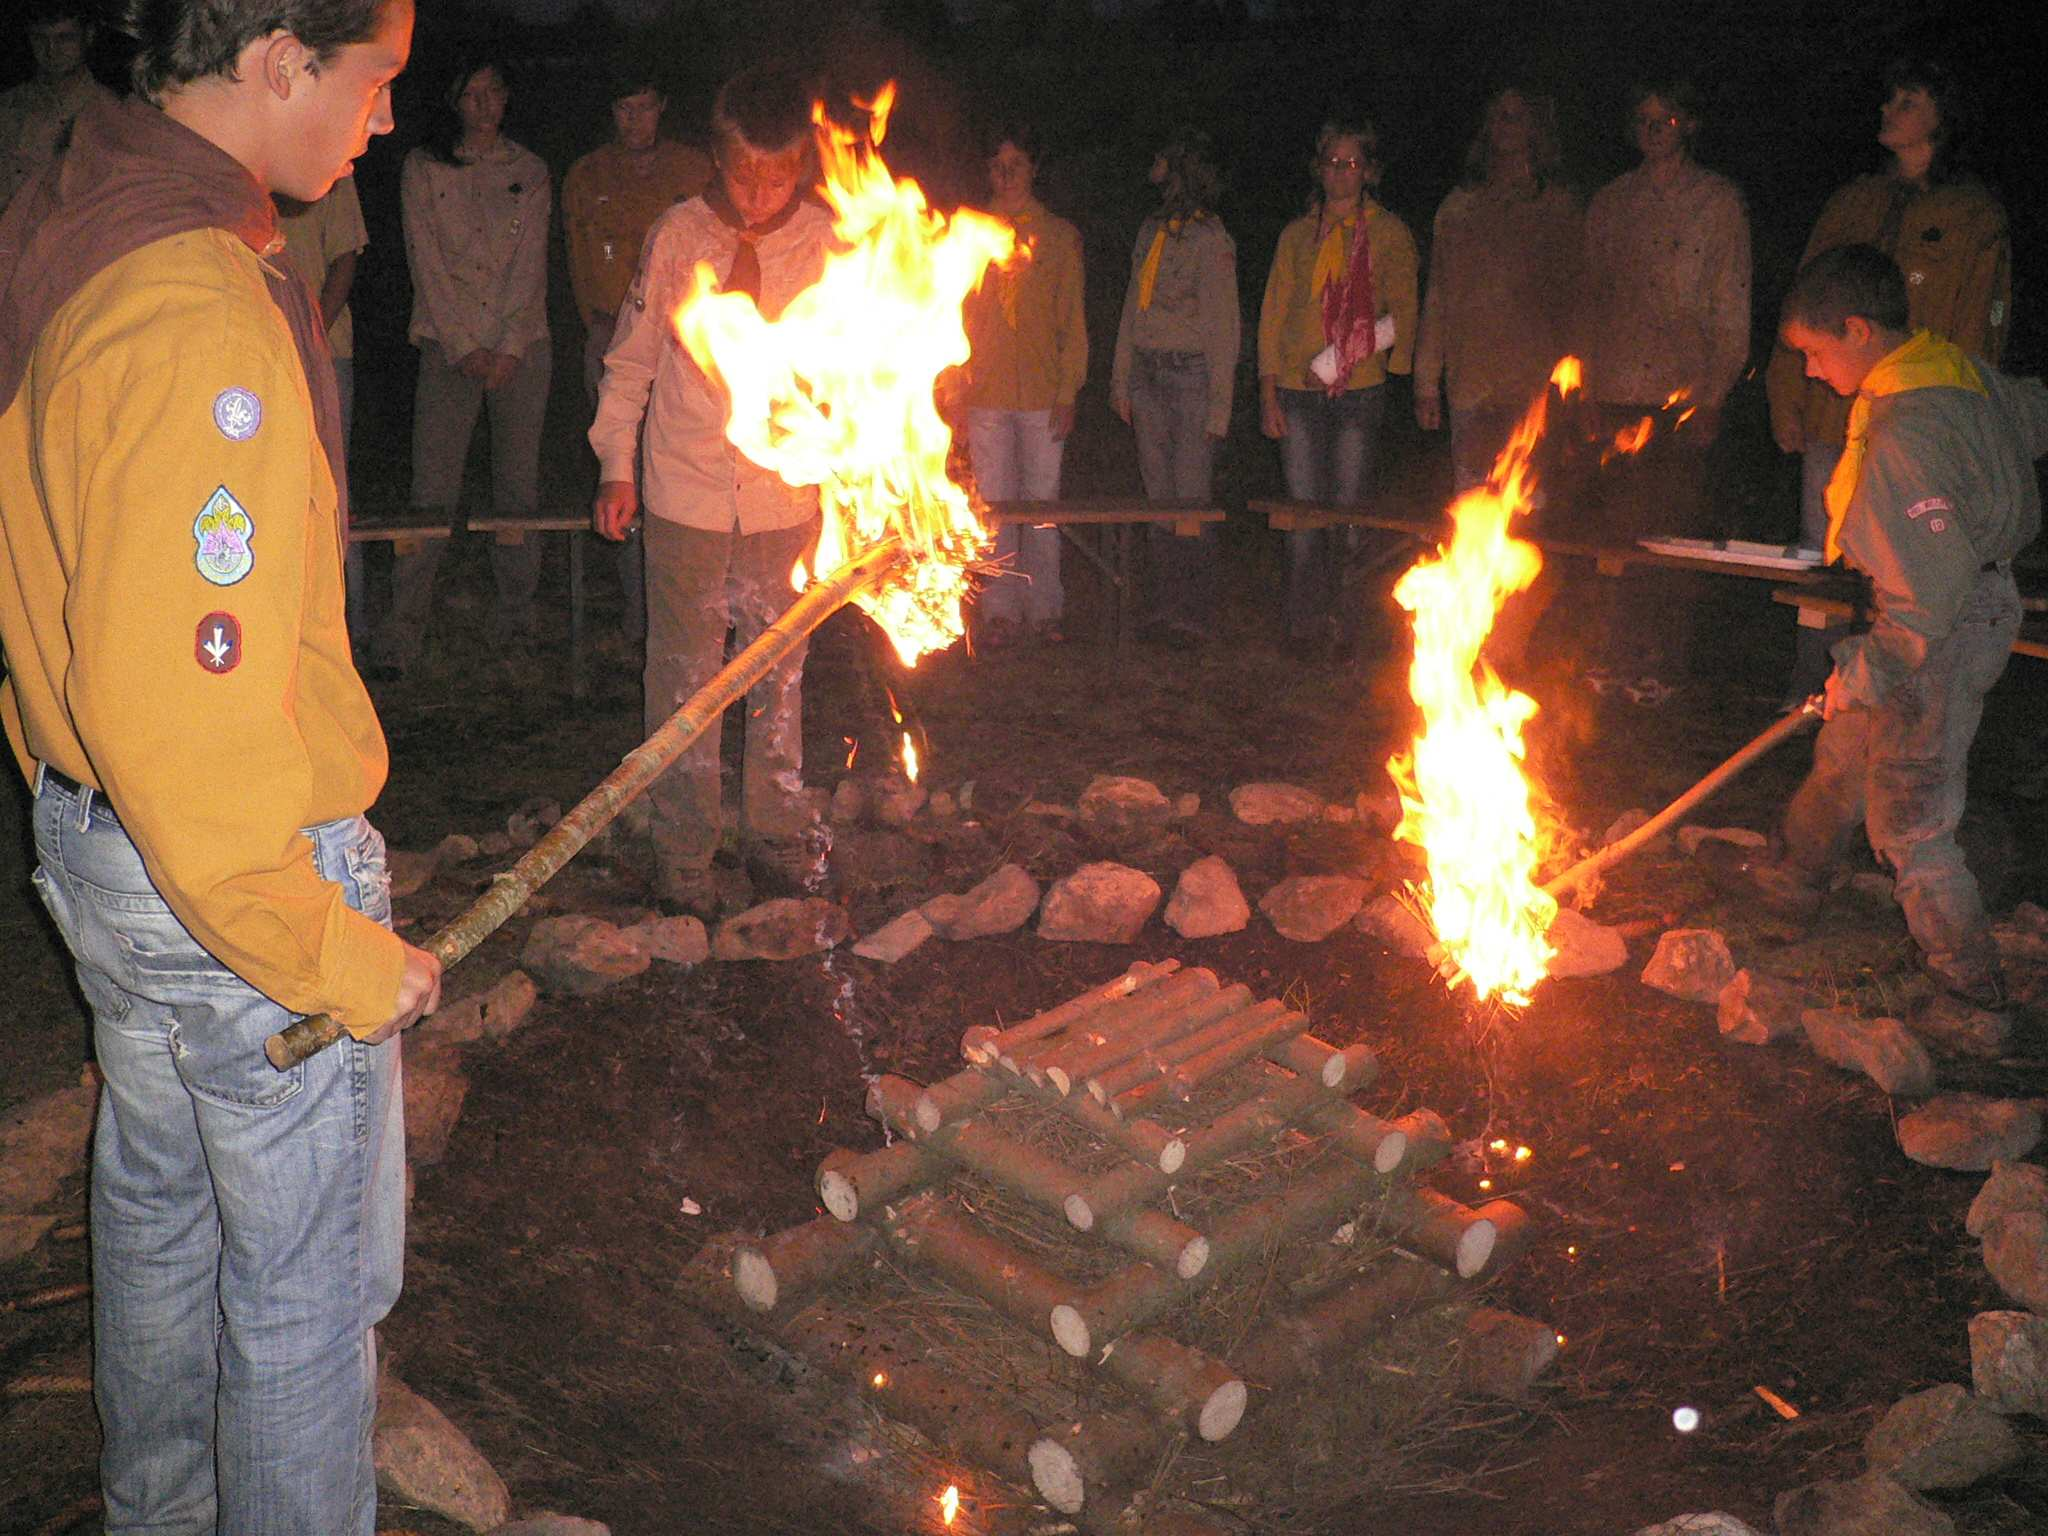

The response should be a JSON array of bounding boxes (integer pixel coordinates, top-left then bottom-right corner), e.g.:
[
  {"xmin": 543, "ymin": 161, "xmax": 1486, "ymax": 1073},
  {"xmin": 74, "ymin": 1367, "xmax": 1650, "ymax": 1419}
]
[{"xmin": 0, "ymin": 0, "xmax": 439, "ymax": 1529}]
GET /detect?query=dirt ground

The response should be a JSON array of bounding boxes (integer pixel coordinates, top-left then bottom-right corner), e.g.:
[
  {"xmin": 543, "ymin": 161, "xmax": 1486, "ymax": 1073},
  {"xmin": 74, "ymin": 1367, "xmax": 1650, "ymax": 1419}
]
[{"xmin": 4, "ymin": 406, "xmax": 2048, "ymax": 1534}]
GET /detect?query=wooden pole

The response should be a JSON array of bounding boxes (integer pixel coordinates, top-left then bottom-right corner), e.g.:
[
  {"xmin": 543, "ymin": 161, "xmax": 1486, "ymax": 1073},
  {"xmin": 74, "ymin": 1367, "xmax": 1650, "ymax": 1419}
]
[
  {"xmin": 264, "ymin": 540, "xmax": 909, "ymax": 1069},
  {"xmin": 1028, "ymin": 973, "xmax": 1237, "ymax": 1093},
  {"xmin": 1232, "ymin": 1253, "xmax": 1458, "ymax": 1388},
  {"xmin": 732, "ymin": 1214, "xmax": 880, "ymax": 1315},
  {"xmin": 960, "ymin": 960, "xmax": 1180, "ymax": 1066}
]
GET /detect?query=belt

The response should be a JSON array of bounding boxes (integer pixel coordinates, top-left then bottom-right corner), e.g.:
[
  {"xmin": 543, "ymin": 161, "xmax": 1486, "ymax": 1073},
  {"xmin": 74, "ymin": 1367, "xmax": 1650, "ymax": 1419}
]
[{"xmin": 43, "ymin": 765, "xmax": 119, "ymax": 825}]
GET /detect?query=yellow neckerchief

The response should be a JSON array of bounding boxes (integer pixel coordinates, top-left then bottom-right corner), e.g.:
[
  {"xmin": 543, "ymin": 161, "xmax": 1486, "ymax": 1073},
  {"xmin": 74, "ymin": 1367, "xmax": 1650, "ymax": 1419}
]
[
  {"xmin": 998, "ymin": 200, "xmax": 1040, "ymax": 327},
  {"xmin": 1823, "ymin": 329, "xmax": 1985, "ymax": 561},
  {"xmin": 1310, "ymin": 204, "xmax": 1363, "ymax": 296},
  {"xmin": 1136, "ymin": 210, "xmax": 1206, "ymax": 310}
]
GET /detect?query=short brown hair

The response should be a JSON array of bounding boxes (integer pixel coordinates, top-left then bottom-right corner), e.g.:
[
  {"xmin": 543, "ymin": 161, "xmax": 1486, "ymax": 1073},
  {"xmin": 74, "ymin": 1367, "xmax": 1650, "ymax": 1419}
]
[
  {"xmin": 712, "ymin": 64, "xmax": 812, "ymax": 157},
  {"xmin": 112, "ymin": 0, "xmax": 395, "ymax": 101},
  {"xmin": 1782, "ymin": 244, "xmax": 1910, "ymax": 336}
]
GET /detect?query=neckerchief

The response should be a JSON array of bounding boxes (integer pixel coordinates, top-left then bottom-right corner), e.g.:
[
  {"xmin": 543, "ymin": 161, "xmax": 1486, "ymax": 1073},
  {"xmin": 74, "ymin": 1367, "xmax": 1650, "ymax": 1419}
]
[
  {"xmin": 1136, "ymin": 211, "xmax": 1204, "ymax": 311},
  {"xmin": 1824, "ymin": 328, "xmax": 1984, "ymax": 562},
  {"xmin": 703, "ymin": 177, "xmax": 808, "ymax": 303},
  {"xmin": 1313, "ymin": 204, "xmax": 1376, "ymax": 397}
]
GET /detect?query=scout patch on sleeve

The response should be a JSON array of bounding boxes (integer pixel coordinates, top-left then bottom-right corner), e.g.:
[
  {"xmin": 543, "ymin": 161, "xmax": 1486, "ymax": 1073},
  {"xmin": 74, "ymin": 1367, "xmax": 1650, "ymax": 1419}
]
[
  {"xmin": 193, "ymin": 486, "xmax": 255, "ymax": 585},
  {"xmin": 212, "ymin": 387, "xmax": 263, "ymax": 442},
  {"xmin": 195, "ymin": 612, "xmax": 242, "ymax": 674},
  {"xmin": 1904, "ymin": 496, "xmax": 1953, "ymax": 524}
]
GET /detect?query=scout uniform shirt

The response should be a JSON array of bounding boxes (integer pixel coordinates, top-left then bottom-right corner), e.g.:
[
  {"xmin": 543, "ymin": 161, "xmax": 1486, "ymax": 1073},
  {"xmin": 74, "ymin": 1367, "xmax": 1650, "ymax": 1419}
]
[
  {"xmin": 401, "ymin": 138, "xmax": 552, "ymax": 363},
  {"xmin": 960, "ymin": 196, "xmax": 1088, "ymax": 414},
  {"xmin": 562, "ymin": 139, "xmax": 713, "ymax": 326},
  {"xmin": 1258, "ymin": 200, "xmax": 1418, "ymax": 392},
  {"xmin": 1111, "ymin": 212, "xmax": 1240, "ymax": 437},
  {"xmin": 588, "ymin": 193, "xmax": 833, "ymax": 533},
  {"xmin": 276, "ymin": 176, "xmax": 368, "ymax": 360},
  {"xmin": 0, "ymin": 228, "xmax": 404, "ymax": 1034}
]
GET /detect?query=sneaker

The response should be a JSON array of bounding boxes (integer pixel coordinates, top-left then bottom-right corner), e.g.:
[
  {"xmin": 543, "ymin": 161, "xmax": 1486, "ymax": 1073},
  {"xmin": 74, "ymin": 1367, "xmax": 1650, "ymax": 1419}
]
[{"xmin": 1693, "ymin": 839, "xmax": 1824, "ymax": 921}]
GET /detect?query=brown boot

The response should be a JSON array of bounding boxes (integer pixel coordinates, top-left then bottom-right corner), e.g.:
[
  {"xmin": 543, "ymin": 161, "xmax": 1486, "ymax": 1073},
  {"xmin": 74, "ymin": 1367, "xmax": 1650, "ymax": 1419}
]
[{"xmin": 1694, "ymin": 839, "xmax": 1825, "ymax": 922}]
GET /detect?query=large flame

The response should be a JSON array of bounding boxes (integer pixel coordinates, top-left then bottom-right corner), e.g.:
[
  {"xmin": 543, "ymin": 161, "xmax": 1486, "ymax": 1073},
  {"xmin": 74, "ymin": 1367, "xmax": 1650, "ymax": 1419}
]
[
  {"xmin": 1386, "ymin": 359, "xmax": 1583, "ymax": 1005},
  {"xmin": 673, "ymin": 84, "xmax": 1014, "ymax": 665}
]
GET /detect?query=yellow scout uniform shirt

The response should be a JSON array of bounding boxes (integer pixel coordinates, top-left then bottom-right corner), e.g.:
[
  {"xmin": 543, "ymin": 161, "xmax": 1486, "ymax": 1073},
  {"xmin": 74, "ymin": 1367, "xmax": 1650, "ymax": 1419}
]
[
  {"xmin": 562, "ymin": 139, "xmax": 712, "ymax": 325},
  {"xmin": 276, "ymin": 176, "xmax": 368, "ymax": 359},
  {"xmin": 1258, "ymin": 200, "xmax": 1418, "ymax": 392},
  {"xmin": 0, "ymin": 229, "xmax": 404, "ymax": 1035},
  {"xmin": 961, "ymin": 198, "xmax": 1088, "ymax": 412}
]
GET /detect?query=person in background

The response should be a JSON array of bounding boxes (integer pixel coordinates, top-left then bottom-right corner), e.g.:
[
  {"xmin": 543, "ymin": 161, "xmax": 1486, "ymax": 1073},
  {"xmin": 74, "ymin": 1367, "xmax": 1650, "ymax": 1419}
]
[
  {"xmin": 1111, "ymin": 128, "xmax": 1238, "ymax": 643},
  {"xmin": 1765, "ymin": 58, "xmax": 2010, "ymax": 703},
  {"xmin": 1257, "ymin": 114, "xmax": 1418, "ymax": 653},
  {"xmin": 1706, "ymin": 245, "xmax": 2044, "ymax": 1011},
  {"xmin": 563, "ymin": 66, "xmax": 711, "ymax": 654},
  {"xmin": 589, "ymin": 64, "xmax": 832, "ymax": 916},
  {"xmin": 1578, "ymin": 79, "xmax": 1750, "ymax": 700},
  {"xmin": 1414, "ymin": 86, "xmax": 1581, "ymax": 490},
  {"xmin": 276, "ymin": 176, "xmax": 370, "ymax": 640},
  {"xmin": 0, "ymin": 0, "xmax": 440, "ymax": 1527},
  {"xmin": 375, "ymin": 56, "xmax": 550, "ymax": 678},
  {"xmin": 960, "ymin": 120, "xmax": 1087, "ymax": 648},
  {"xmin": 0, "ymin": 0, "xmax": 114, "ymax": 216}
]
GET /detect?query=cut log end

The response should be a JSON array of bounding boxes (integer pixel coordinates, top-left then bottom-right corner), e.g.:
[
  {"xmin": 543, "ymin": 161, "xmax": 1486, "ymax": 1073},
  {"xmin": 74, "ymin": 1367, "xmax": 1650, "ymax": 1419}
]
[
  {"xmin": 1197, "ymin": 1378, "xmax": 1248, "ymax": 1442},
  {"xmin": 1159, "ymin": 1137, "xmax": 1186, "ymax": 1174},
  {"xmin": 960, "ymin": 1025, "xmax": 999, "ymax": 1065},
  {"xmin": 1064, "ymin": 1193, "xmax": 1095, "ymax": 1232},
  {"xmin": 1454, "ymin": 1217, "xmax": 1497, "ymax": 1279},
  {"xmin": 912, "ymin": 1094, "xmax": 942, "ymax": 1135},
  {"xmin": 1028, "ymin": 1436, "xmax": 1085, "ymax": 1515},
  {"xmin": 817, "ymin": 1169, "xmax": 859, "ymax": 1223},
  {"xmin": 1044, "ymin": 1065, "xmax": 1072, "ymax": 1096},
  {"xmin": 1374, "ymin": 1129, "xmax": 1409, "ymax": 1173},
  {"xmin": 1320, "ymin": 1052, "xmax": 1346, "ymax": 1088},
  {"xmin": 1175, "ymin": 1234, "xmax": 1210, "ymax": 1280},
  {"xmin": 1050, "ymin": 1303, "xmax": 1091, "ymax": 1358},
  {"xmin": 733, "ymin": 1247, "xmax": 778, "ymax": 1313}
]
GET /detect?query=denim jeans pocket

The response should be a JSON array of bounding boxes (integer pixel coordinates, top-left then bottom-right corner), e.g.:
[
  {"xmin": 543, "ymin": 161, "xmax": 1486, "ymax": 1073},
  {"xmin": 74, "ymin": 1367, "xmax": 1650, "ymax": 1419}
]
[
  {"xmin": 97, "ymin": 886, "xmax": 241, "ymax": 981},
  {"xmin": 328, "ymin": 819, "xmax": 393, "ymax": 931}
]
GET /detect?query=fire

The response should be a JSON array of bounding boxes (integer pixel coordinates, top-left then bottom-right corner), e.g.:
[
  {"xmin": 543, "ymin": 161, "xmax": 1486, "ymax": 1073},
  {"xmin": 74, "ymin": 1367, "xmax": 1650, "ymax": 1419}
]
[
  {"xmin": 1387, "ymin": 359, "xmax": 1583, "ymax": 1004},
  {"xmin": 901, "ymin": 732, "xmax": 919, "ymax": 783},
  {"xmin": 937, "ymin": 1484, "xmax": 960, "ymax": 1525},
  {"xmin": 673, "ymin": 84, "xmax": 1015, "ymax": 666}
]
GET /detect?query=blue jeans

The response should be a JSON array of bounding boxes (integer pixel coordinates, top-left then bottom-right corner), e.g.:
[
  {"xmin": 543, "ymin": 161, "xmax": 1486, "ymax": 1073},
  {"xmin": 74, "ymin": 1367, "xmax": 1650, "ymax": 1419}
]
[
  {"xmin": 30, "ymin": 775, "xmax": 404, "ymax": 1536},
  {"xmin": 1278, "ymin": 384, "xmax": 1385, "ymax": 639},
  {"xmin": 1129, "ymin": 349, "xmax": 1219, "ymax": 624},
  {"xmin": 968, "ymin": 407, "xmax": 1065, "ymax": 629}
]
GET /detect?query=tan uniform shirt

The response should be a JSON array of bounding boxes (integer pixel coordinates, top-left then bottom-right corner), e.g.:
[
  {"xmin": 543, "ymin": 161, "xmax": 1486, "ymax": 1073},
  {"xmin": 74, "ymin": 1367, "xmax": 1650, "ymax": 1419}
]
[
  {"xmin": 1111, "ymin": 213, "xmax": 1240, "ymax": 436},
  {"xmin": 589, "ymin": 195, "xmax": 832, "ymax": 532},
  {"xmin": 1414, "ymin": 180, "xmax": 1583, "ymax": 413},
  {"xmin": 1765, "ymin": 175, "xmax": 2011, "ymax": 452},
  {"xmin": 562, "ymin": 139, "xmax": 712, "ymax": 325},
  {"xmin": 0, "ymin": 230, "xmax": 403, "ymax": 1034},
  {"xmin": 0, "ymin": 72, "xmax": 113, "ymax": 215},
  {"xmin": 1258, "ymin": 200, "xmax": 1418, "ymax": 392},
  {"xmin": 401, "ymin": 139, "xmax": 551, "ymax": 361},
  {"xmin": 1581, "ymin": 162, "xmax": 1751, "ymax": 408},
  {"xmin": 960, "ymin": 198, "xmax": 1088, "ymax": 412},
  {"xmin": 276, "ymin": 177, "xmax": 368, "ymax": 359}
]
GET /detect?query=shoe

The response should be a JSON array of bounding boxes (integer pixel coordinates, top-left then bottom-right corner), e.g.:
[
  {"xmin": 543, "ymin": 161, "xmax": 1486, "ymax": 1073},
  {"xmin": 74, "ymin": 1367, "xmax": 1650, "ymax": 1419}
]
[{"xmin": 1693, "ymin": 839, "xmax": 1824, "ymax": 922}]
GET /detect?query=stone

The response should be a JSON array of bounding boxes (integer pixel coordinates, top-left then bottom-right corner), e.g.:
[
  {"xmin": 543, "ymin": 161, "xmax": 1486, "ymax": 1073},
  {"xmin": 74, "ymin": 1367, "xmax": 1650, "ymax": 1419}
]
[
  {"xmin": 1456, "ymin": 1307, "xmax": 1558, "ymax": 1398},
  {"xmin": 1801, "ymin": 1009, "xmax": 1937, "ymax": 1097},
  {"xmin": 1990, "ymin": 902, "xmax": 2048, "ymax": 963},
  {"xmin": 1845, "ymin": 870, "xmax": 1896, "ymax": 905},
  {"xmin": 1355, "ymin": 789, "xmax": 1402, "ymax": 833},
  {"xmin": 1038, "ymin": 862, "xmax": 1162, "ymax": 945},
  {"xmin": 1676, "ymin": 824, "xmax": 1768, "ymax": 857},
  {"xmin": 1970, "ymin": 1310, "xmax": 2048, "ymax": 1414},
  {"xmin": 1357, "ymin": 893, "xmax": 1433, "ymax": 958},
  {"xmin": 1172, "ymin": 792, "xmax": 1200, "ymax": 820},
  {"xmin": 1632, "ymin": 1517, "xmax": 1764, "ymax": 1536},
  {"xmin": 1164, "ymin": 855, "xmax": 1250, "ymax": 939},
  {"xmin": 1546, "ymin": 906, "xmax": 1629, "ymax": 978},
  {"xmin": 521, "ymin": 916, "xmax": 650, "ymax": 997},
  {"xmin": 622, "ymin": 915, "xmax": 710, "ymax": 967},
  {"xmin": 1898, "ymin": 1095, "xmax": 2041, "ymax": 1170},
  {"xmin": 1865, "ymin": 1383, "xmax": 2021, "ymax": 1490},
  {"xmin": 0, "ymin": 1084, "xmax": 95, "ymax": 1213},
  {"xmin": 388, "ymin": 847, "xmax": 440, "ymax": 900},
  {"xmin": 1077, "ymin": 775, "xmax": 1174, "ymax": 837},
  {"xmin": 402, "ymin": 1042, "xmax": 470, "ymax": 1167},
  {"xmin": 431, "ymin": 971, "xmax": 540, "ymax": 1046},
  {"xmin": 489, "ymin": 1517, "xmax": 612, "ymax": 1536},
  {"xmin": 1907, "ymin": 994, "xmax": 2013, "ymax": 1060},
  {"xmin": 435, "ymin": 832, "xmax": 482, "ymax": 866},
  {"xmin": 1639, "ymin": 929, "xmax": 1738, "ymax": 1004},
  {"xmin": 1773, "ymin": 1473, "xmax": 1953, "ymax": 1536},
  {"xmin": 0, "ymin": 1214, "xmax": 58, "ymax": 1265},
  {"xmin": 1982, "ymin": 1211, "xmax": 2048, "ymax": 1314},
  {"xmin": 1601, "ymin": 807, "xmax": 1652, "ymax": 847},
  {"xmin": 1259, "ymin": 875, "xmax": 1368, "ymax": 942},
  {"xmin": 923, "ymin": 863, "xmax": 1040, "ymax": 940},
  {"xmin": 851, "ymin": 908, "xmax": 935, "ymax": 963},
  {"xmin": 829, "ymin": 779, "xmax": 866, "ymax": 824},
  {"xmin": 478, "ymin": 830, "xmax": 515, "ymax": 857},
  {"xmin": 1968, "ymin": 1161, "xmax": 2048, "ymax": 1239},
  {"xmin": 828, "ymin": 829, "xmax": 929, "ymax": 893},
  {"xmin": 506, "ymin": 796, "xmax": 562, "ymax": 851},
  {"xmin": 374, "ymin": 1373, "xmax": 511, "ymax": 1532},
  {"xmin": 711, "ymin": 898, "xmax": 852, "ymax": 961},
  {"xmin": 925, "ymin": 790, "xmax": 957, "ymax": 821},
  {"xmin": 1716, "ymin": 970, "xmax": 1804, "ymax": 1045},
  {"xmin": 871, "ymin": 776, "xmax": 927, "ymax": 829},
  {"xmin": 1229, "ymin": 781, "xmax": 1324, "ymax": 827},
  {"xmin": 1322, "ymin": 802, "xmax": 1356, "ymax": 824}
]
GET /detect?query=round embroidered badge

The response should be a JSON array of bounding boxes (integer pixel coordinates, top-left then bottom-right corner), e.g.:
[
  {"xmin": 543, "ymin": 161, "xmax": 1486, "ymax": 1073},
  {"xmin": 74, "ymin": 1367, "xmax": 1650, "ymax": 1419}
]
[
  {"xmin": 212, "ymin": 387, "xmax": 263, "ymax": 442},
  {"xmin": 195, "ymin": 612, "xmax": 243, "ymax": 674}
]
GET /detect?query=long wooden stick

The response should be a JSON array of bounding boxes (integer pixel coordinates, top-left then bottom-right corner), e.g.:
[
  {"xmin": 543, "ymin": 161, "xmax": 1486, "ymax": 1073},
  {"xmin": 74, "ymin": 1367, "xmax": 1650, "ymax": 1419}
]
[{"xmin": 265, "ymin": 540, "xmax": 909, "ymax": 1069}]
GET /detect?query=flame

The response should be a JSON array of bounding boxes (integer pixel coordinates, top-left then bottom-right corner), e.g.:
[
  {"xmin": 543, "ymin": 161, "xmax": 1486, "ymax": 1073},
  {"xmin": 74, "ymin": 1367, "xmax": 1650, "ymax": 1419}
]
[
  {"xmin": 674, "ymin": 83, "xmax": 1014, "ymax": 666},
  {"xmin": 938, "ymin": 1484, "xmax": 960, "ymax": 1525},
  {"xmin": 1603, "ymin": 415, "xmax": 1653, "ymax": 463},
  {"xmin": 1387, "ymin": 359, "xmax": 1579, "ymax": 1004},
  {"xmin": 901, "ymin": 732, "xmax": 919, "ymax": 783}
]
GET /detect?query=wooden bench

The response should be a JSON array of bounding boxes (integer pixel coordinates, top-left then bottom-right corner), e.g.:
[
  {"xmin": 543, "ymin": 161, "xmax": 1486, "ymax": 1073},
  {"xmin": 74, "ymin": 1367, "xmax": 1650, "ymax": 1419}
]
[
  {"xmin": 983, "ymin": 499, "xmax": 1226, "ymax": 647},
  {"xmin": 1769, "ymin": 585, "xmax": 2048, "ymax": 662}
]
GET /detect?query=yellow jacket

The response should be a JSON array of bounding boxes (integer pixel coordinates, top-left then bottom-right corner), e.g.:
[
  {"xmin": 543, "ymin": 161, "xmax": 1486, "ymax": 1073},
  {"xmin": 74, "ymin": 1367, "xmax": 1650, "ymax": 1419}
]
[
  {"xmin": 1766, "ymin": 174, "xmax": 2010, "ymax": 452},
  {"xmin": 0, "ymin": 229, "xmax": 404, "ymax": 1036},
  {"xmin": 1258, "ymin": 200, "xmax": 1418, "ymax": 392},
  {"xmin": 562, "ymin": 139, "xmax": 712, "ymax": 325},
  {"xmin": 962, "ymin": 198, "xmax": 1088, "ymax": 412}
]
